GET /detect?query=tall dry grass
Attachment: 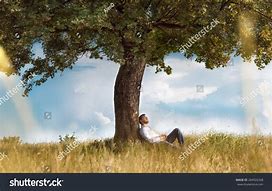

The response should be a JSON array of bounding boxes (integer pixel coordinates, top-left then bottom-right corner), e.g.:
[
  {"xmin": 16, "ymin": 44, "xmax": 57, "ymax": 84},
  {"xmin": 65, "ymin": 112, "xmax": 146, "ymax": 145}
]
[{"xmin": 0, "ymin": 134, "xmax": 271, "ymax": 173}]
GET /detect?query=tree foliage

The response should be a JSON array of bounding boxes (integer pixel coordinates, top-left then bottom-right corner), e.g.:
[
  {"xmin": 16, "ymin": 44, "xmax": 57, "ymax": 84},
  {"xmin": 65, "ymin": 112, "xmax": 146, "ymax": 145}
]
[{"xmin": 0, "ymin": 0, "xmax": 271, "ymax": 95}]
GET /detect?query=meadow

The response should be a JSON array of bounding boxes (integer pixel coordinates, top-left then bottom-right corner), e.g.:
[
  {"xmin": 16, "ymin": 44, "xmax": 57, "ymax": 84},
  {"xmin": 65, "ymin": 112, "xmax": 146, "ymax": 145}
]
[{"xmin": 0, "ymin": 134, "xmax": 271, "ymax": 173}]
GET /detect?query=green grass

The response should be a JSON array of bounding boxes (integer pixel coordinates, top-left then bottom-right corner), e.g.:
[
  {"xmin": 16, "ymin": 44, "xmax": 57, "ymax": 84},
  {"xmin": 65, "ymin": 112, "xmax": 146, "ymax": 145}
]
[{"xmin": 0, "ymin": 134, "xmax": 271, "ymax": 173}]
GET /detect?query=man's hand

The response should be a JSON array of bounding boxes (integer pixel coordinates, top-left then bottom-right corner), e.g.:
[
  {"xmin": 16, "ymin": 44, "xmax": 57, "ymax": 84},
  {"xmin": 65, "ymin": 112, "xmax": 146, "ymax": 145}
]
[{"xmin": 160, "ymin": 134, "xmax": 167, "ymax": 141}]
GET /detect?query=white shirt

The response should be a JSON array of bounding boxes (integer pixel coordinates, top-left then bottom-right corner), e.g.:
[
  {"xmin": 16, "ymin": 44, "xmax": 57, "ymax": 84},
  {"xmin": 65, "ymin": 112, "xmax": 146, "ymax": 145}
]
[{"xmin": 140, "ymin": 125, "xmax": 161, "ymax": 143}]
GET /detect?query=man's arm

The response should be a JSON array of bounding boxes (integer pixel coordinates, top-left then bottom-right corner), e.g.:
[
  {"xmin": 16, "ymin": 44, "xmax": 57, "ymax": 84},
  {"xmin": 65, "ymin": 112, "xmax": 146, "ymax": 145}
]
[
  {"xmin": 160, "ymin": 134, "xmax": 167, "ymax": 141},
  {"xmin": 141, "ymin": 128, "xmax": 162, "ymax": 143}
]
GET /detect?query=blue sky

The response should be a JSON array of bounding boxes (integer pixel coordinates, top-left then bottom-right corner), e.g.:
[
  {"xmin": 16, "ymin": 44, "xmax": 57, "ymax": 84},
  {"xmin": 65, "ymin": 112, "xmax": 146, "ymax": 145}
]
[{"xmin": 0, "ymin": 47, "xmax": 272, "ymax": 142}]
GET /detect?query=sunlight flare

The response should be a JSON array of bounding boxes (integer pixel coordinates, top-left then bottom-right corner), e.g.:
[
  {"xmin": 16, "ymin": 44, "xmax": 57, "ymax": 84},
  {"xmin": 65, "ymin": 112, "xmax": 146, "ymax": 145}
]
[
  {"xmin": 1, "ymin": 76, "xmax": 39, "ymax": 135},
  {"xmin": 238, "ymin": 12, "xmax": 257, "ymax": 56},
  {"xmin": 0, "ymin": 46, "xmax": 13, "ymax": 73}
]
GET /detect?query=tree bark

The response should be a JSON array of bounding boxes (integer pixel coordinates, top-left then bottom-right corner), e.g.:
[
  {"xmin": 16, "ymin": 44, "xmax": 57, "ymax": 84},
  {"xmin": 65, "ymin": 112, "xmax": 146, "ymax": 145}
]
[{"xmin": 113, "ymin": 58, "xmax": 146, "ymax": 141}]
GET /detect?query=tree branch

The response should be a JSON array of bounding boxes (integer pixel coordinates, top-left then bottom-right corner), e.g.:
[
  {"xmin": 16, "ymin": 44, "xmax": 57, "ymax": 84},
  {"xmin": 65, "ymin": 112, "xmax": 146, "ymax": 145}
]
[
  {"xmin": 220, "ymin": 0, "xmax": 233, "ymax": 11},
  {"xmin": 152, "ymin": 21, "xmax": 187, "ymax": 29}
]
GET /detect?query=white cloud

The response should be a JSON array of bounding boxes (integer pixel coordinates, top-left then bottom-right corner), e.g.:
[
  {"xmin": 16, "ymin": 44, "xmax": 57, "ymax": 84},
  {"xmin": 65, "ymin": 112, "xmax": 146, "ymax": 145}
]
[
  {"xmin": 73, "ymin": 83, "xmax": 87, "ymax": 94},
  {"xmin": 94, "ymin": 112, "xmax": 111, "ymax": 125},
  {"xmin": 68, "ymin": 122, "xmax": 79, "ymax": 131},
  {"xmin": 260, "ymin": 89, "xmax": 272, "ymax": 129},
  {"xmin": 141, "ymin": 57, "xmax": 218, "ymax": 104},
  {"xmin": 143, "ymin": 81, "xmax": 217, "ymax": 104}
]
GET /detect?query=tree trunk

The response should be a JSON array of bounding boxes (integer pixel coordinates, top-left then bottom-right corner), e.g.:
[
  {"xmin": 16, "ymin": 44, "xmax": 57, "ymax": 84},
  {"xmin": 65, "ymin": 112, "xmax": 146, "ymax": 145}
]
[{"xmin": 113, "ymin": 58, "xmax": 146, "ymax": 142}]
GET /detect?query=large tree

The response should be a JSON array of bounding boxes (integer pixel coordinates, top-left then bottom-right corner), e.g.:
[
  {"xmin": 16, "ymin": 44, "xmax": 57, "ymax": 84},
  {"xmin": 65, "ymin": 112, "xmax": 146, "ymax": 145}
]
[{"xmin": 0, "ymin": 0, "xmax": 271, "ymax": 141}]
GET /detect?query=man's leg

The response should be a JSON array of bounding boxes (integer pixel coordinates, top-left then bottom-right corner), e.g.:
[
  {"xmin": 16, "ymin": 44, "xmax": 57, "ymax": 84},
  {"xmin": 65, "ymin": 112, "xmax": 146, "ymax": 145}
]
[{"xmin": 166, "ymin": 128, "xmax": 184, "ymax": 144}]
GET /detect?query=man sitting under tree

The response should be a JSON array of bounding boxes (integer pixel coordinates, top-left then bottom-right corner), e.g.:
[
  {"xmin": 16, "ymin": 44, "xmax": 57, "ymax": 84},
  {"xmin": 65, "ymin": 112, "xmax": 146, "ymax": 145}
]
[{"xmin": 139, "ymin": 114, "xmax": 184, "ymax": 145}]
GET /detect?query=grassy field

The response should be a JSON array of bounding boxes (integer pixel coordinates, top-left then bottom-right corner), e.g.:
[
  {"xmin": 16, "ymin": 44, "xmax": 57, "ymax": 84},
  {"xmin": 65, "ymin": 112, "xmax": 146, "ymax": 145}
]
[{"xmin": 0, "ymin": 134, "xmax": 271, "ymax": 173}]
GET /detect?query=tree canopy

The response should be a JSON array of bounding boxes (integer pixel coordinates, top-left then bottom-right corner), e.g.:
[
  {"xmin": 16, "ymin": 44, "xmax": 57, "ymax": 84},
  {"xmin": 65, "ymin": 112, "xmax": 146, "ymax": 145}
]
[{"xmin": 0, "ymin": 0, "xmax": 271, "ymax": 95}]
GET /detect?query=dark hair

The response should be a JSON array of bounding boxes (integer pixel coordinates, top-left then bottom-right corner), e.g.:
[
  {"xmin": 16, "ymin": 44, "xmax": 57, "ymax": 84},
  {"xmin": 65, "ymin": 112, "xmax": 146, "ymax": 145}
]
[{"xmin": 139, "ymin": 114, "xmax": 146, "ymax": 124}]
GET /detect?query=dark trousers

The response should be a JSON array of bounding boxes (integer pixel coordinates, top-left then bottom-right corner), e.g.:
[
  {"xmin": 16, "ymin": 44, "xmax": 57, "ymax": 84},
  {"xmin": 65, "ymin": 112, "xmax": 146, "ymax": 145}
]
[{"xmin": 166, "ymin": 128, "xmax": 184, "ymax": 144}]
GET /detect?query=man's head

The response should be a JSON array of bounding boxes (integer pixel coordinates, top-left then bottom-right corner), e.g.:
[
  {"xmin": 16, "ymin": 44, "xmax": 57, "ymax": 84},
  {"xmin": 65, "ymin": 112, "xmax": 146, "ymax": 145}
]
[{"xmin": 139, "ymin": 114, "xmax": 149, "ymax": 125}]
